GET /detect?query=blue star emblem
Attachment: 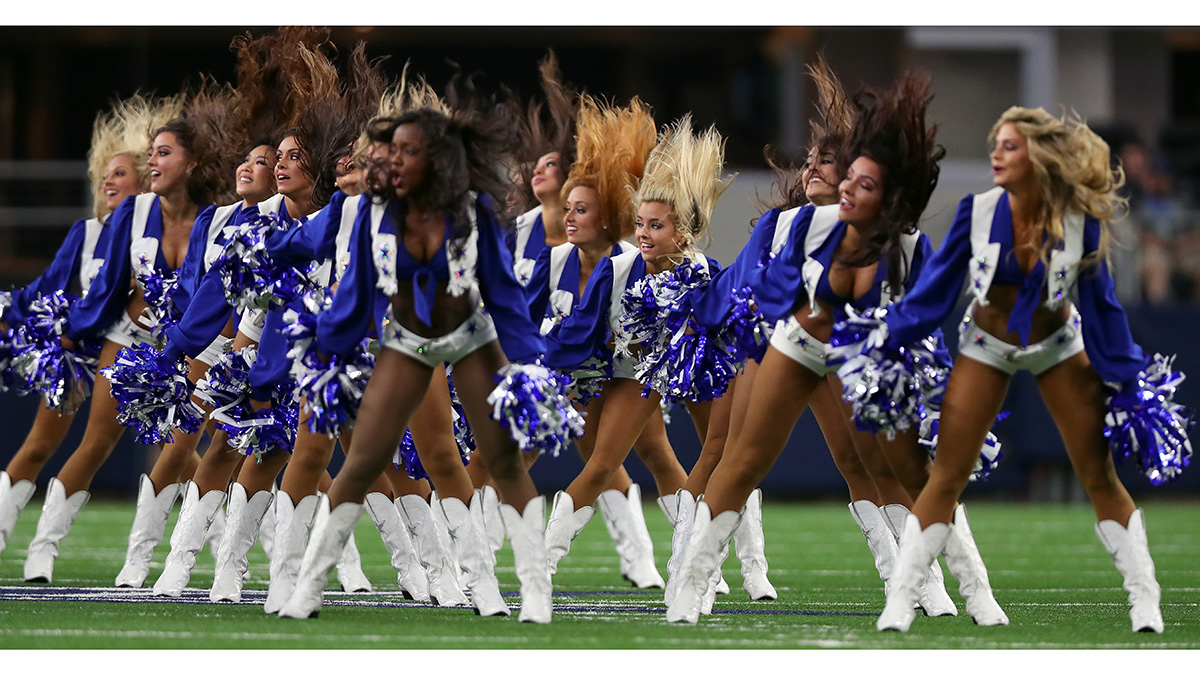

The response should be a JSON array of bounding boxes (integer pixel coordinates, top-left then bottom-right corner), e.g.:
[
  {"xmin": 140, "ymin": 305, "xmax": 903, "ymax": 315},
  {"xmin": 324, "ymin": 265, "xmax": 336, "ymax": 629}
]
[
  {"xmin": 975, "ymin": 333, "xmax": 987, "ymax": 347},
  {"xmin": 976, "ymin": 257, "xmax": 989, "ymax": 272},
  {"xmin": 1056, "ymin": 266, "xmax": 1068, "ymax": 280}
]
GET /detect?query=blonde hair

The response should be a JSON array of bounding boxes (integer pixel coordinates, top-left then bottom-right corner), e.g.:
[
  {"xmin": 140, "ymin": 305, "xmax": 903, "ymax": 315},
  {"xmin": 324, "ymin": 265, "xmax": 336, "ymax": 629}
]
[
  {"xmin": 86, "ymin": 93, "xmax": 182, "ymax": 220},
  {"xmin": 989, "ymin": 106, "xmax": 1126, "ymax": 267},
  {"xmin": 634, "ymin": 115, "xmax": 734, "ymax": 253},
  {"xmin": 561, "ymin": 94, "xmax": 656, "ymax": 242}
]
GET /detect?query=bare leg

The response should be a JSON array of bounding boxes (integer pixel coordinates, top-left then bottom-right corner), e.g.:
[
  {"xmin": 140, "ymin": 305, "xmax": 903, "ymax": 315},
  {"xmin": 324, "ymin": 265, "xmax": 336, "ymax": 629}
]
[
  {"xmin": 279, "ymin": 415, "xmax": 339, "ymax": 501},
  {"xmin": 703, "ymin": 346, "xmax": 823, "ymax": 516},
  {"xmin": 407, "ymin": 365, "xmax": 474, "ymax": 503},
  {"xmin": 147, "ymin": 357, "xmax": 212, "ymax": 492},
  {"xmin": 1037, "ymin": 352, "xmax": 1136, "ymax": 525},
  {"xmin": 56, "ymin": 340, "xmax": 134, "ymax": 495},
  {"xmin": 5, "ymin": 404, "xmax": 77, "ymax": 484},
  {"xmin": 912, "ymin": 356, "xmax": 1012, "ymax": 526}
]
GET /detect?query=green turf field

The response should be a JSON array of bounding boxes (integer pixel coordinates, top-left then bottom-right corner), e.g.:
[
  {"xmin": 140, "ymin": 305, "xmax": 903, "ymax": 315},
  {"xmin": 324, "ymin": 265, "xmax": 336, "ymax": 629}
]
[{"xmin": 0, "ymin": 498, "xmax": 1196, "ymax": 649}]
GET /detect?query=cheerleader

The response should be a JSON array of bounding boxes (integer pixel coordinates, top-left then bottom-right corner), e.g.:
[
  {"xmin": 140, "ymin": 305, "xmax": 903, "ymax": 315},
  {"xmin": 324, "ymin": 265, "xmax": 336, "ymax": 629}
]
[
  {"xmin": 541, "ymin": 113, "xmax": 728, "ymax": 583},
  {"xmin": 140, "ymin": 27, "xmax": 321, "ymax": 598},
  {"xmin": 20, "ymin": 82, "xmax": 235, "ymax": 585},
  {"xmin": 873, "ymin": 107, "xmax": 1188, "ymax": 633},
  {"xmin": 0, "ymin": 94, "xmax": 171, "ymax": 563},
  {"xmin": 667, "ymin": 73, "xmax": 999, "ymax": 624},
  {"xmin": 277, "ymin": 82, "xmax": 564, "ymax": 624}
]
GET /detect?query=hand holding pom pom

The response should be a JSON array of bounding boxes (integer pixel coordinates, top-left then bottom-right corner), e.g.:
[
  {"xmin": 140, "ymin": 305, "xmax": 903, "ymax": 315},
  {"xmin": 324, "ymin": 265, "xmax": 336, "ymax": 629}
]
[
  {"xmin": 1104, "ymin": 353, "xmax": 1193, "ymax": 485},
  {"xmin": 102, "ymin": 342, "xmax": 205, "ymax": 444},
  {"xmin": 487, "ymin": 361, "xmax": 584, "ymax": 457}
]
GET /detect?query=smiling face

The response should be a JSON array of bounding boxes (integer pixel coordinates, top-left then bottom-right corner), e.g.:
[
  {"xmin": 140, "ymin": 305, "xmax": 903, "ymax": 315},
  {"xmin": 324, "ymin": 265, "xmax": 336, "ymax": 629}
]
[
  {"xmin": 147, "ymin": 131, "xmax": 195, "ymax": 197},
  {"xmin": 563, "ymin": 185, "xmax": 605, "ymax": 247},
  {"xmin": 801, "ymin": 145, "xmax": 840, "ymax": 206},
  {"xmin": 530, "ymin": 151, "xmax": 564, "ymax": 203},
  {"xmin": 235, "ymin": 144, "xmax": 276, "ymax": 204},
  {"xmin": 274, "ymin": 135, "xmax": 314, "ymax": 201},
  {"xmin": 990, "ymin": 122, "xmax": 1034, "ymax": 192},
  {"xmin": 837, "ymin": 156, "xmax": 885, "ymax": 228},
  {"xmin": 390, "ymin": 123, "xmax": 431, "ymax": 199},
  {"xmin": 635, "ymin": 201, "xmax": 684, "ymax": 265},
  {"xmin": 102, "ymin": 154, "xmax": 140, "ymax": 213}
]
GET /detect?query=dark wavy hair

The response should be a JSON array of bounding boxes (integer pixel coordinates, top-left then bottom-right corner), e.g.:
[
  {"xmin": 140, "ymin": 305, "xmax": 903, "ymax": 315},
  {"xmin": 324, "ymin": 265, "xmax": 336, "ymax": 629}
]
[
  {"xmin": 154, "ymin": 78, "xmax": 240, "ymax": 206},
  {"xmin": 366, "ymin": 72, "xmax": 521, "ymax": 241},
  {"xmin": 513, "ymin": 51, "xmax": 579, "ymax": 213},
  {"xmin": 838, "ymin": 71, "xmax": 944, "ymax": 291}
]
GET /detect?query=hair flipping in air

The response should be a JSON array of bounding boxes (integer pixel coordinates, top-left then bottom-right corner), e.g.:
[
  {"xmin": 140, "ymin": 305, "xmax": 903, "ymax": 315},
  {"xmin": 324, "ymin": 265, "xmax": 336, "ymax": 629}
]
[
  {"xmin": 155, "ymin": 77, "xmax": 241, "ymax": 206},
  {"xmin": 759, "ymin": 54, "xmax": 854, "ymax": 215},
  {"xmin": 512, "ymin": 51, "xmax": 580, "ymax": 213},
  {"xmin": 840, "ymin": 71, "xmax": 945, "ymax": 291},
  {"xmin": 634, "ymin": 115, "xmax": 734, "ymax": 255},
  {"xmin": 87, "ymin": 93, "xmax": 182, "ymax": 220},
  {"xmin": 988, "ymin": 106, "xmax": 1125, "ymax": 268},
  {"xmin": 561, "ymin": 94, "xmax": 657, "ymax": 242}
]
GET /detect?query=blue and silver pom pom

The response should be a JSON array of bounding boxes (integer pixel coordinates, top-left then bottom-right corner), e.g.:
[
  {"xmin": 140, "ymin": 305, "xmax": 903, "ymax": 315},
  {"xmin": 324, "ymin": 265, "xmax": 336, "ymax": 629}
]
[
  {"xmin": 828, "ymin": 306, "xmax": 947, "ymax": 439},
  {"xmin": 918, "ymin": 411, "xmax": 1005, "ymax": 482},
  {"xmin": 446, "ymin": 369, "xmax": 475, "ymax": 460},
  {"xmin": 394, "ymin": 429, "xmax": 427, "ymax": 480},
  {"xmin": 723, "ymin": 285, "xmax": 771, "ymax": 366},
  {"xmin": 285, "ymin": 311, "xmax": 374, "ymax": 437},
  {"xmin": 217, "ymin": 388, "xmax": 299, "ymax": 459},
  {"xmin": 136, "ymin": 269, "xmax": 185, "ymax": 341},
  {"xmin": 618, "ymin": 261, "xmax": 711, "ymax": 357},
  {"xmin": 636, "ymin": 319, "xmax": 740, "ymax": 402},
  {"xmin": 103, "ymin": 342, "xmax": 205, "ymax": 444},
  {"xmin": 8, "ymin": 291, "xmax": 101, "ymax": 412},
  {"xmin": 194, "ymin": 346, "xmax": 257, "ymax": 418},
  {"xmin": 209, "ymin": 210, "xmax": 317, "ymax": 311},
  {"xmin": 1104, "ymin": 353, "xmax": 1193, "ymax": 485},
  {"xmin": 487, "ymin": 362, "xmax": 584, "ymax": 457}
]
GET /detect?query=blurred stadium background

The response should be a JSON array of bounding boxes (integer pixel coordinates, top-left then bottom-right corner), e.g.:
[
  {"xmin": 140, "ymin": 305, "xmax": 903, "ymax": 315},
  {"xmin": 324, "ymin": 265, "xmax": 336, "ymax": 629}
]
[{"xmin": 0, "ymin": 25, "xmax": 1196, "ymax": 500}]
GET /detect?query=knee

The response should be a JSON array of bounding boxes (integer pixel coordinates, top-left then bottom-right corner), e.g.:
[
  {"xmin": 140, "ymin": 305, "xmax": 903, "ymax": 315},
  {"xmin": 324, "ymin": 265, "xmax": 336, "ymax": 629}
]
[{"xmin": 483, "ymin": 447, "xmax": 525, "ymax": 484}]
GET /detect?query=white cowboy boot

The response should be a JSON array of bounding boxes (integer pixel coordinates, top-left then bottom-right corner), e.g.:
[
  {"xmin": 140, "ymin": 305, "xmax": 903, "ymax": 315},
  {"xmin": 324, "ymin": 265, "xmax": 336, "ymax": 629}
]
[
  {"xmin": 596, "ymin": 484, "xmax": 664, "ymax": 589},
  {"xmin": 24, "ymin": 477, "xmax": 89, "ymax": 583},
  {"xmin": 153, "ymin": 482, "xmax": 226, "ymax": 596},
  {"xmin": 700, "ymin": 540, "xmax": 731, "ymax": 615},
  {"xmin": 659, "ymin": 488, "xmax": 696, "ymax": 606},
  {"xmin": 429, "ymin": 490, "xmax": 466, "ymax": 593},
  {"xmin": 278, "ymin": 497, "xmax": 363, "ymax": 620},
  {"xmin": 942, "ymin": 504, "xmax": 1008, "ymax": 626},
  {"xmin": 115, "ymin": 475, "xmax": 182, "ymax": 588},
  {"xmin": 665, "ymin": 502, "xmax": 740, "ymax": 624},
  {"xmin": 209, "ymin": 484, "xmax": 273, "ymax": 603},
  {"xmin": 734, "ymin": 489, "xmax": 776, "ymax": 600},
  {"xmin": 364, "ymin": 492, "xmax": 430, "ymax": 602},
  {"xmin": 499, "ymin": 495, "xmax": 552, "ymax": 623},
  {"xmin": 335, "ymin": 529, "xmax": 372, "ymax": 593},
  {"xmin": 441, "ymin": 496, "xmax": 510, "ymax": 616},
  {"xmin": 396, "ymin": 494, "xmax": 469, "ymax": 607},
  {"xmin": 850, "ymin": 500, "xmax": 899, "ymax": 597},
  {"xmin": 877, "ymin": 513, "xmax": 951, "ymax": 632},
  {"xmin": 545, "ymin": 491, "xmax": 594, "ymax": 575},
  {"xmin": 0, "ymin": 471, "xmax": 36, "ymax": 562},
  {"xmin": 477, "ymin": 485, "xmax": 505, "ymax": 557},
  {"xmin": 881, "ymin": 503, "xmax": 957, "ymax": 617},
  {"xmin": 1095, "ymin": 509, "xmax": 1164, "ymax": 633},
  {"xmin": 257, "ymin": 484, "xmax": 277, "ymax": 562},
  {"xmin": 205, "ymin": 501, "xmax": 225, "ymax": 563},
  {"xmin": 262, "ymin": 491, "xmax": 319, "ymax": 612}
]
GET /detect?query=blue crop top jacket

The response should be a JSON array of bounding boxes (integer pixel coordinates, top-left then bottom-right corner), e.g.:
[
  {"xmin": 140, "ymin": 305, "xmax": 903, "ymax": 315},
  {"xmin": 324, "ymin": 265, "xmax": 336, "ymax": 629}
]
[
  {"xmin": 6, "ymin": 215, "xmax": 111, "ymax": 326},
  {"xmin": 314, "ymin": 193, "xmax": 546, "ymax": 365},
  {"xmin": 883, "ymin": 188, "xmax": 1146, "ymax": 384}
]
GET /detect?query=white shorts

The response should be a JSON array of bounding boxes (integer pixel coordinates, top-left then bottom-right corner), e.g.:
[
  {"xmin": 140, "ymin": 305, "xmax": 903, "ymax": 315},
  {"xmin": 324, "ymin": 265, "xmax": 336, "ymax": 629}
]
[
  {"xmin": 768, "ymin": 315, "xmax": 836, "ymax": 376},
  {"xmin": 237, "ymin": 309, "xmax": 267, "ymax": 343},
  {"xmin": 104, "ymin": 312, "xmax": 156, "ymax": 348},
  {"xmin": 957, "ymin": 303, "xmax": 1084, "ymax": 376},
  {"xmin": 379, "ymin": 311, "xmax": 498, "ymax": 369},
  {"xmin": 195, "ymin": 335, "xmax": 234, "ymax": 367}
]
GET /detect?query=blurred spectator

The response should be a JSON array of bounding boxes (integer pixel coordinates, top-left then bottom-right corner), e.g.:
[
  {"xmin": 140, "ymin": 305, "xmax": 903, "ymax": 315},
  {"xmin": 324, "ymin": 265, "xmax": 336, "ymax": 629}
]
[{"xmin": 1117, "ymin": 140, "xmax": 1200, "ymax": 304}]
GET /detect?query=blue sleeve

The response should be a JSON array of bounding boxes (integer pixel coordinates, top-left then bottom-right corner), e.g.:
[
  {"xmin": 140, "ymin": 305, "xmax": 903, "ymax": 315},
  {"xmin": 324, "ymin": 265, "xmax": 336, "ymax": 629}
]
[
  {"xmin": 905, "ymin": 233, "xmax": 935, "ymax": 292},
  {"xmin": 474, "ymin": 197, "xmax": 546, "ymax": 363},
  {"xmin": 746, "ymin": 206, "xmax": 813, "ymax": 323},
  {"xmin": 1076, "ymin": 220, "xmax": 1146, "ymax": 383},
  {"xmin": 248, "ymin": 308, "xmax": 291, "ymax": 401},
  {"xmin": 689, "ymin": 213, "xmax": 777, "ymax": 331},
  {"xmin": 8, "ymin": 219, "xmax": 88, "ymax": 326},
  {"xmin": 885, "ymin": 195, "xmax": 975, "ymax": 347},
  {"xmin": 265, "ymin": 192, "xmax": 346, "ymax": 267},
  {"xmin": 161, "ymin": 267, "xmax": 235, "ymax": 362},
  {"xmin": 524, "ymin": 245, "xmax": 555, "ymax": 324},
  {"xmin": 66, "ymin": 196, "xmax": 136, "ymax": 342},
  {"xmin": 315, "ymin": 207, "xmax": 376, "ymax": 358},
  {"xmin": 543, "ymin": 256, "xmax": 614, "ymax": 371}
]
